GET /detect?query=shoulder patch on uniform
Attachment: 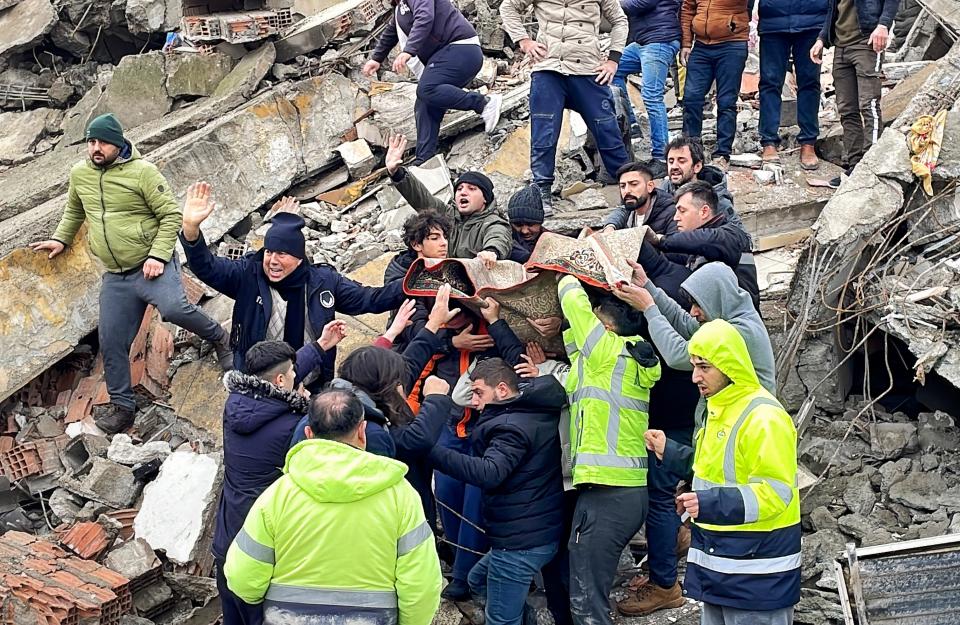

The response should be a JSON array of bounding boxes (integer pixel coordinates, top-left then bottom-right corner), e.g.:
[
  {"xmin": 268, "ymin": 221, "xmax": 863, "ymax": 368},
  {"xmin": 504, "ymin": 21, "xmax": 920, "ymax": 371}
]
[
  {"xmin": 158, "ymin": 184, "xmax": 165, "ymax": 193},
  {"xmin": 319, "ymin": 290, "xmax": 335, "ymax": 308}
]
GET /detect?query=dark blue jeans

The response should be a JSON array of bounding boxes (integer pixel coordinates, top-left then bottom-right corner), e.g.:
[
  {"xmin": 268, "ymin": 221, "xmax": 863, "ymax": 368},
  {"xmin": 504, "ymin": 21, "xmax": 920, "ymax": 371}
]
[
  {"xmin": 415, "ymin": 44, "xmax": 485, "ymax": 163},
  {"xmin": 435, "ymin": 426, "xmax": 489, "ymax": 583},
  {"xmin": 758, "ymin": 30, "xmax": 821, "ymax": 146},
  {"xmin": 530, "ymin": 71, "xmax": 630, "ymax": 186},
  {"xmin": 681, "ymin": 41, "xmax": 749, "ymax": 158},
  {"xmin": 468, "ymin": 543, "xmax": 559, "ymax": 625},
  {"xmin": 646, "ymin": 427, "xmax": 694, "ymax": 588}
]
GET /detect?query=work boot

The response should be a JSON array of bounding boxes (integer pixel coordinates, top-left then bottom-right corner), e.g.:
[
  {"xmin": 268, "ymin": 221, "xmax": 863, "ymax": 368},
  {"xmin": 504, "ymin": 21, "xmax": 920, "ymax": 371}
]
[
  {"xmin": 441, "ymin": 578, "xmax": 471, "ymax": 602},
  {"xmin": 481, "ymin": 93, "xmax": 503, "ymax": 133},
  {"xmin": 800, "ymin": 144, "xmax": 819, "ymax": 170},
  {"xmin": 212, "ymin": 330, "xmax": 234, "ymax": 372},
  {"xmin": 93, "ymin": 403, "xmax": 136, "ymax": 435},
  {"xmin": 617, "ymin": 581, "xmax": 684, "ymax": 617},
  {"xmin": 537, "ymin": 182, "xmax": 555, "ymax": 217},
  {"xmin": 675, "ymin": 524, "xmax": 691, "ymax": 557},
  {"xmin": 711, "ymin": 155, "xmax": 730, "ymax": 171},
  {"xmin": 646, "ymin": 158, "xmax": 667, "ymax": 179}
]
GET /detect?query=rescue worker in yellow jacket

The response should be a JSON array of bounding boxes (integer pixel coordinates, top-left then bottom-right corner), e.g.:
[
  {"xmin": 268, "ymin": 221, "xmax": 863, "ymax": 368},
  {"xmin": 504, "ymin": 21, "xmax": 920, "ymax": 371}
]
[
  {"xmin": 224, "ymin": 388, "xmax": 442, "ymax": 625},
  {"xmin": 646, "ymin": 319, "xmax": 800, "ymax": 625},
  {"xmin": 557, "ymin": 274, "xmax": 661, "ymax": 625}
]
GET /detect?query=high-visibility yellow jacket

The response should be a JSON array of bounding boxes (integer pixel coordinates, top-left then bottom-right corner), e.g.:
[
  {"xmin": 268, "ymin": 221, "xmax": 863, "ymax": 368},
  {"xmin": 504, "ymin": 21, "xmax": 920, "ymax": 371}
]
[
  {"xmin": 679, "ymin": 319, "xmax": 800, "ymax": 610},
  {"xmin": 558, "ymin": 275, "xmax": 661, "ymax": 488},
  {"xmin": 224, "ymin": 438, "xmax": 442, "ymax": 625}
]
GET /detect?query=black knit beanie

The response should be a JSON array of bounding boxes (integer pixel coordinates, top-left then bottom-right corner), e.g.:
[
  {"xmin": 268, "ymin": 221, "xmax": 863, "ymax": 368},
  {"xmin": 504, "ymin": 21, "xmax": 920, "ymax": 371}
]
[
  {"xmin": 507, "ymin": 184, "xmax": 545, "ymax": 224},
  {"xmin": 264, "ymin": 213, "xmax": 306, "ymax": 259},
  {"xmin": 454, "ymin": 171, "xmax": 495, "ymax": 205}
]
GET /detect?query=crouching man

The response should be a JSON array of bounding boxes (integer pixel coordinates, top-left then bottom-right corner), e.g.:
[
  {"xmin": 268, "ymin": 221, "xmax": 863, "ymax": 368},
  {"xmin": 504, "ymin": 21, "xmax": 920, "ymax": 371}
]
[{"xmin": 647, "ymin": 319, "xmax": 800, "ymax": 625}]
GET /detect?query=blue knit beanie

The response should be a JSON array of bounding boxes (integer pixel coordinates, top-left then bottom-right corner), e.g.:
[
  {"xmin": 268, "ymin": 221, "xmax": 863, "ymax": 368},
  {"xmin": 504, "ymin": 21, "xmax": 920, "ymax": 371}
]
[{"xmin": 264, "ymin": 213, "xmax": 306, "ymax": 259}]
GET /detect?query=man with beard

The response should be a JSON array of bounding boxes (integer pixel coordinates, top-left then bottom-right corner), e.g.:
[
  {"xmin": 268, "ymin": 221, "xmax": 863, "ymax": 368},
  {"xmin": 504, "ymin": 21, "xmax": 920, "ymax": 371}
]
[
  {"xmin": 31, "ymin": 114, "xmax": 232, "ymax": 435},
  {"xmin": 600, "ymin": 162, "xmax": 678, "ymax": 236},
  {"xmin": 659, "ymin": 136, "xmax": 739, "ymax": 224},
  {"xmin": 179, "ymin": 181, "xmax": 405, "ymax": 382},
  {"xmin": 386, "ymin": 134, "xmax": 511, "ymax": 268}
]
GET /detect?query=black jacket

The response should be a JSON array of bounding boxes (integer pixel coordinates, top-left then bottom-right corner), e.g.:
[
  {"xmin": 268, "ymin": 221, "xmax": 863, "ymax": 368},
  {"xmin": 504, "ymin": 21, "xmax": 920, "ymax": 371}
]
[
  {"xmin": 636, "ymin": 243, "xmax": 701, "ymax": 431},
  {"xmin": 818, "ymin": 0, "xmax": 899, "ymax": 47},
  {"xmin": 658, "ymin": 214, "xmax": 760, "ymax": 311},
  {"xmin": 659, "ymin": 165, "xmax": 742, "ymax": 229},
  {"xmin": 624, "ymin": 0, "xmax": 682, "ymax": 46},
  {"xmin": 601, "ymin": 187, "xmax": 678, "ymax": 235},
  {"xmin": 429, "ymin": 375, "xmax": 567, "ymax": 549},
  {"xmin": 508, "ymin": 229, "xmax": 548, "ymax": 264},
  {"xmin": 181, "ymin": 232, "xmax": 405, "ymax": 379}
]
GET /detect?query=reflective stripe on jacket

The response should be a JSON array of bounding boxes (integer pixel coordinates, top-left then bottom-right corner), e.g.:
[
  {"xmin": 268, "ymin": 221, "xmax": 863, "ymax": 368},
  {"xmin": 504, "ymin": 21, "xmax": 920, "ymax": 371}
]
[
  {"xmin": 224, "ymin": 439, "xmax": 442, "ymax": 625},
  {"xmin": 558, "ymin": 275, "xmax": 661, "ymax": 487},
  {"xmin": 683, "ymin": 319, "xmax": 800, "ymax": 610}
]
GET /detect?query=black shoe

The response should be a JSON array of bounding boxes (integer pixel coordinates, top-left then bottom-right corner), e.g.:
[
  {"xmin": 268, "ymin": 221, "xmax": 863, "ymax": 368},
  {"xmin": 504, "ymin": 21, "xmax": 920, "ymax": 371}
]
[
  {"xmin": 629, "ymin": 122, "xmax": 643, "ymax": 138},
  {"xmin": 212, "ymin": 331, "xmax": 234, "ymax": 372},
  {"xmin": 441, "ymin": 578, "xmax": 472, "ymax": 602},
  {"xmin": 537, "ymin": 182, "xmax": 555, "ymax": 217},
  {"xmin": 646, "ymin": 158, "xmax": 667, "ymax": 179},
  {"xmin": 93, "ymin": 403, "xmax": 136, "ymax": 435},
  {"xmin": 828, "ymin": 175, "xmax": 842, "ymax": 189}
]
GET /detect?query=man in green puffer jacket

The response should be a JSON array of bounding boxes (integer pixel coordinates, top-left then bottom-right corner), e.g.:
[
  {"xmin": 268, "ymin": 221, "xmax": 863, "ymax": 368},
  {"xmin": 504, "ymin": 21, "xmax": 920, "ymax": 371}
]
[
  {"xmin": 31, "ymin": 114, "xmax": 231, "ymax": 434},
  {"xmin": 225, "ymin": 388, "xmax": 443, "ymax": 625}
]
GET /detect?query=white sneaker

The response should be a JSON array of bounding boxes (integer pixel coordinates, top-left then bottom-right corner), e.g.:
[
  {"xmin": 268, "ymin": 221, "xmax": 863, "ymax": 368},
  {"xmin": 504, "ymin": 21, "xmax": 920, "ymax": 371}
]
[{"xmin": 481, "ymin": 93, "xmax": 502, "ymax": 133}]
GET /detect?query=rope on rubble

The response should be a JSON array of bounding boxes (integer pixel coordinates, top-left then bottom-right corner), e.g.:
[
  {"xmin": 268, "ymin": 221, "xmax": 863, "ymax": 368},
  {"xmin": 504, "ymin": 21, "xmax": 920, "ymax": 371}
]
[
  {"xmin": 436, "ymin": 536, "xmax": 488, "ymax": 557},
  {"xmin": 435, "ymin": 496, "xmax": 487, "ymax": 534}
]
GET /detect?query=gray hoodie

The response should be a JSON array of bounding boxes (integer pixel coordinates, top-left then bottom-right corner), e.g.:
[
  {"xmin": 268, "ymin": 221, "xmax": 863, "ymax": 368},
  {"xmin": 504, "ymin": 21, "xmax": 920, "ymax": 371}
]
[{"xmin": 642, "ymin": 262, "xmax": 776, "ymax": 425}]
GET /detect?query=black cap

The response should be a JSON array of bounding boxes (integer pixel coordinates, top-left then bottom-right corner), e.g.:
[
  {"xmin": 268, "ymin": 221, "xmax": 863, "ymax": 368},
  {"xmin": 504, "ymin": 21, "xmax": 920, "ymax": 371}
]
[
  {"xmin": 264, "ymin": 213, "xmax": 306, "ymax": 259},
  {"xmin": 454, "ymin": 171, "xmax": 495, "ymax": 205}
]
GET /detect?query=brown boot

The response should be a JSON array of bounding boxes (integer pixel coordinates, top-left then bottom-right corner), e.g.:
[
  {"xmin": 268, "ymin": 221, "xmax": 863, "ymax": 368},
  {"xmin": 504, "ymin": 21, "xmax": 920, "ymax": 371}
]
[
  {"xmin": 676, "ymin": 524, "xmax": 691, "ymax": 557},
  {"xmin": 617, "ymin": 581, "xmax": 685, "ymax": 617},
  {"xmin": 800, "ymin": 143, "xmax": 819, "ymax": 170},
  {"xmin": 761, "ymin": 144, "xmax": 781, "ymax": 164}
]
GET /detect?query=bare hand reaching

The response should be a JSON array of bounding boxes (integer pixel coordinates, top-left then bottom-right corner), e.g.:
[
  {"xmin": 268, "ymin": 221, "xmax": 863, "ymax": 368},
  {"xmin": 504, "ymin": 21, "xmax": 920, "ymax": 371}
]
[
  {"xmin": 318, "ymin": 319, "xmax": 348, "ymax": 351},
  {"xmin": 452, "ymin": 325, "xmax": 496, "ymax": 352},
  {"xmin": 270, "ymin": 196, "xmax": 300, "ymax": 216},
  {"xmin": 385, "ymin": 134, "xmax": 407, "ymax": 175},
  {"xmin": 425, "ymin": 284, "xmax": 461, "ymax": 333},
  {"xmin": 383, "ymin": 299, "xmax": 417, "ymax": 343},
  {"xmin": 182, "ymin": 181, "xmax": 217, "ymax": 242},
  {"xmin": 514, "ymin": 354, "xmax": 540, "ymax": 378},
  {"xmin": 626, "ymin": 259, "xmax": 648, "ymax": 287},
  {"xmin": 361, "ymin": 59, "xmax": 381, "ymax": 77}
]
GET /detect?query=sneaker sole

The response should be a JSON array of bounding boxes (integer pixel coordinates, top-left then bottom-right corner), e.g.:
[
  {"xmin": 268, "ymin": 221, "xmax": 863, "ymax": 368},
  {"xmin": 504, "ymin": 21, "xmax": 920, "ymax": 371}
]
[{"xmin": 617, "ymin": 597, "xmax": 686, "ymax": 617}]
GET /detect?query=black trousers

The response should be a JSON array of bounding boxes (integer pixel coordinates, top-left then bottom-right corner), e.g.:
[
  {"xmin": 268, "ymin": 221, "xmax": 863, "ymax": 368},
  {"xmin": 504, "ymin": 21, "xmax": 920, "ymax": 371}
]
[{"xmin": 216, "ymin": 557, "xmax": 263, "ymax": 625}]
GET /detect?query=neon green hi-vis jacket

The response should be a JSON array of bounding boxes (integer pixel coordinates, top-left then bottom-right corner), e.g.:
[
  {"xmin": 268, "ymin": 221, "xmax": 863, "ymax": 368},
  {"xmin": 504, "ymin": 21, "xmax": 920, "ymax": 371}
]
[
  {"xmin": 558, "ymin": 274, "xmax": 661, "ymax": 488},
  {"xmin": 224, "ymin": 438, "xmax": 442, "ymax": 625}
]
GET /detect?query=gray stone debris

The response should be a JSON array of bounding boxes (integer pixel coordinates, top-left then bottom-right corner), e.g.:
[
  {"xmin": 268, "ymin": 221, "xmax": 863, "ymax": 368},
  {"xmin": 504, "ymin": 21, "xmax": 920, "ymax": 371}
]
[
  {"xmin": 888, "ymin": 472, "xmax": 948, "ymax": 512},
  {"xmin": 165, "ymin": 53, "xmax": 235, "ymax": 98},
  {"xmin": 107, "ymin": 434, "xmax": 172, "ymax": 466},
  {"xmin": 104, "ymin": 538, "xmax": 162, "ymax": 582}
]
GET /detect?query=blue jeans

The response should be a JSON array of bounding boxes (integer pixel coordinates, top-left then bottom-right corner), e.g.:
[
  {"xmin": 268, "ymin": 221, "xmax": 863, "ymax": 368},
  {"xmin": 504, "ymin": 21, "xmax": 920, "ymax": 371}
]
[
  {"xmin": 468, "ymin": 543, "xmax": 559, "ymax": 625},
  {"xmin": 415, "ymin": 44, "xmax": 485, "ymax": 163},
  {"xmin": 530, "ymin": 71, "xmax": 630, "ymax": 186},
  {"xmin": 435, "ymin": 426, "xmax": 488, "ymax": 582},
  {"xmin": 682, "ymin": 41, "xmax": 749, "ymax": 158},
  {"xmin": 758, "ymin": 30, "xmax": 821, "ymax": 146},
  {"xmin": 613, "ymin": 40, "xmax": 681, "ymax": 159},
  {"xmin": 646, "ymin": 427, "xmax": 694, "ymax": 588}
]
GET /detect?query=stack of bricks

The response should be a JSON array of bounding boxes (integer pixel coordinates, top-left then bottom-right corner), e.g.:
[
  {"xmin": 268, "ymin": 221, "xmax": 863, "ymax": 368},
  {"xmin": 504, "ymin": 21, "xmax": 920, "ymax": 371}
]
[
  {"xmin": 0, "ymin": 532, "xmax": 132, "ymax": 625},
  {"xmin": 0, "ymin": 437, "xmax": 67, "ymax": 483}
]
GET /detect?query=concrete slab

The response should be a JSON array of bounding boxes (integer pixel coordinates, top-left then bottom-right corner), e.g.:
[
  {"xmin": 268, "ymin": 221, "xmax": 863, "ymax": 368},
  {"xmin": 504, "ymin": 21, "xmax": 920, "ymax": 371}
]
[
  {"xmin": 167, "ymin": 360, "xmax": 227, "ymax": 444},
  {"xmin": 165, "ymin": 52, "xmax": 235, "ymax": 98},
  {"xmin": 134, "ymin": 450, "xmax": 222, "ymax": 565},
  {"xmin": 101, "ymin": 52, "xmax": 172, "ymax": 131},
  {"xmin": 0, "ymin": 0, "xmax": 57, "ymax": 57}
]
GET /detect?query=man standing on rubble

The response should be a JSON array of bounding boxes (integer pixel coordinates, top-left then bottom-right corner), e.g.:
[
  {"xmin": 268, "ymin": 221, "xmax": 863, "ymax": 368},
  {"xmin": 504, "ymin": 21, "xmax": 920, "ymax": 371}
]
[
  {"xmin": 646, "ymin": 319, "xmax": 800, "ymax": 625},
  {"xmin": 31, "ymin": 114, "xmax": 232, "ymax": 435},
  {"xmin": 600, "ymin": 162, "xmax": 679, "ymax": 236},
  {"xmin": 385, "ymin": 134, "xmax": 512, "ymax": 268},
  {"xmin": 500, "ymin": 0, "xmax": 631, "ymax": 212},
  {"xmin": 757, "ymin": 0, "xmax": 828, "ymax": 170},
  {"xmin": 362, "ymin": 0, "xmax": 502, "ymax": 165},
  {"xmin": 679, "ymin": 0, "xmax": 754, "ymax": 169},
  {"xmin": 810, "ymin": 0, "xmax": 898, "ymax": 188},
  {"xmin": 178, "ymin": 181, "xmax": 405, "ymax": 381},
  {"xmin": 225, "ymin": 388, "xmax": 442, "ymax": 625},
  {"xmin": 613, "ymin": 0, "xmax": 683, "ymax": 178}
]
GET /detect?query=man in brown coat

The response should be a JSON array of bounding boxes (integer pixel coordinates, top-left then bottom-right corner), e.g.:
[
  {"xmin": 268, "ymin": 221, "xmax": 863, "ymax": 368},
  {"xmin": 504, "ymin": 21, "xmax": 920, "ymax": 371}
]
[{"xmin": 680, "ymin": 0, "xmax": 754, "ymax": 168}]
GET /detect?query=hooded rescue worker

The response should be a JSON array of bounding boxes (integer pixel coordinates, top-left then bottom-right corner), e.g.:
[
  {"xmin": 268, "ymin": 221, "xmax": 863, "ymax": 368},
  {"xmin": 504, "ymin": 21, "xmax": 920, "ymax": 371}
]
[{"xmin": 646, "ymin": 319, "xmax": 800, "ymax": 625}]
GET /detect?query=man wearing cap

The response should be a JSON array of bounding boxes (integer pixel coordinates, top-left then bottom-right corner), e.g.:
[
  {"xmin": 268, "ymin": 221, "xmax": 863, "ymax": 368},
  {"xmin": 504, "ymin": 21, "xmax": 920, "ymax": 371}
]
[
  {"xmin": 507, "ymin": 184, "xmax": 549, "ymax": 264},
  {"xmin": 178, "ymin": 181, "xmax": 406, "ymax": 381},
  {"xmin": 31, "ymin": 113, "xmax": 232, "ymax": 435},
  {"xmin": 385, "ymin": 134, "xmax": 511, "ymax": 268}
]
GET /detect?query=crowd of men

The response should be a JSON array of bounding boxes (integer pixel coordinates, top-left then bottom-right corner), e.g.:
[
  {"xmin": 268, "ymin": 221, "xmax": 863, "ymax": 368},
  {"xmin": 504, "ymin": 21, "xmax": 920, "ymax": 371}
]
[
  {"xmin": 28, "ymin": 0, "xmax": 910, "ymax": 619},
  {"xmin": 32, "ymin": 97, "xmax": 806, "ymax": 625}
]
